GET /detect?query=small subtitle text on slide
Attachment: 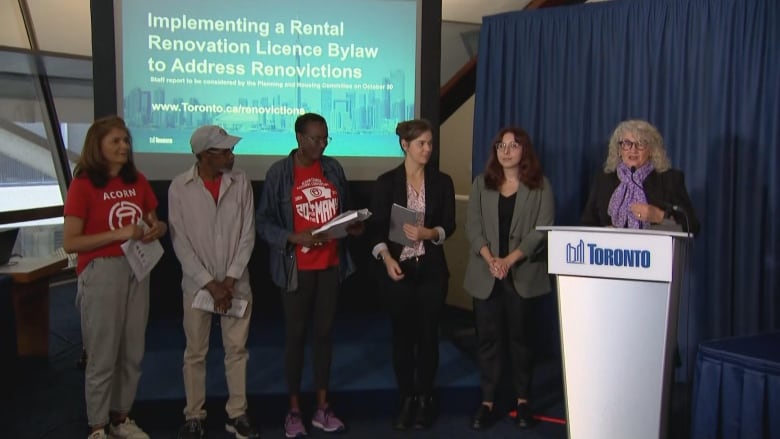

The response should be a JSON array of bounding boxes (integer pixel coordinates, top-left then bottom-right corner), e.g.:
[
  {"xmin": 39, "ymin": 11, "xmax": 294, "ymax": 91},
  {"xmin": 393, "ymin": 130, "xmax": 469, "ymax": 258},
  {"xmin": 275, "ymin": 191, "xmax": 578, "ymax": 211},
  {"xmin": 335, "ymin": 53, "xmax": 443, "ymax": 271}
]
[
  {"xmin": 361, "ymin": 83, "xmax": 391, "ymax": 90},
  {"xmin": 149, "ymin": 136, "xmax": 173, "ymax": 144},
  {"xmin": 295, "ymin": 81, "xmax": 321, "ymax": 89},
  {"xmin": 149, "ymin": 76, "xmax": 187, "ymax": 85}
]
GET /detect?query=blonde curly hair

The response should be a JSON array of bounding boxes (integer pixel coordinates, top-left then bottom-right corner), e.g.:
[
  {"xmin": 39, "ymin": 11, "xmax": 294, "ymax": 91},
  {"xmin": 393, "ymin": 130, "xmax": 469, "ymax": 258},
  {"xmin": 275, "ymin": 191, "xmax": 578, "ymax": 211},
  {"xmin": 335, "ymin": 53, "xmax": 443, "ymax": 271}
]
[{"xmin": 603, "ymin": 119, "xmax": 671, "ymax": 173}]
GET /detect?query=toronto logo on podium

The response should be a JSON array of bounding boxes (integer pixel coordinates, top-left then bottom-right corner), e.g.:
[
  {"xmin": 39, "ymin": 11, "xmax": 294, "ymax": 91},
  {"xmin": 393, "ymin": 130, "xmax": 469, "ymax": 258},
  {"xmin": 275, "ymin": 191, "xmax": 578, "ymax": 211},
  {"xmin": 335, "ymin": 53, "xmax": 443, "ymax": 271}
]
[
  {"xmin": 566, "ymin": 240, "xmax": 585, "ymax": 264},
  {"xmin": 565, "ymin": 240, "xmax": 651, "ymax": 268}
]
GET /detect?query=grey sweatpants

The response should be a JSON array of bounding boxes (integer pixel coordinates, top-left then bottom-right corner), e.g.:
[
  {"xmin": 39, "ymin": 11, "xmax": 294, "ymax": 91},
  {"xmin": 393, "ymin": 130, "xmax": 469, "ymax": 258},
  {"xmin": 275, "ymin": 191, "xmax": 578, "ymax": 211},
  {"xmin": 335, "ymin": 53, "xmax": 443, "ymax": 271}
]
[{"xmin": 77, "ymin": 257, "xmax": 149, "ymax": 427}]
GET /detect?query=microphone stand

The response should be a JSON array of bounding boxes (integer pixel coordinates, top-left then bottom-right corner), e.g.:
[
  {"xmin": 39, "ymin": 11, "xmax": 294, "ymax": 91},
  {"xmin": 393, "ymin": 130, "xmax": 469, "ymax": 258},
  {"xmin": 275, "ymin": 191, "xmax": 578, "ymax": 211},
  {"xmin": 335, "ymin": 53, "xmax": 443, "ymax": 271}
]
[{"xmin": 629, "ymin": 166, "xmax": 645, "ymax": 229}]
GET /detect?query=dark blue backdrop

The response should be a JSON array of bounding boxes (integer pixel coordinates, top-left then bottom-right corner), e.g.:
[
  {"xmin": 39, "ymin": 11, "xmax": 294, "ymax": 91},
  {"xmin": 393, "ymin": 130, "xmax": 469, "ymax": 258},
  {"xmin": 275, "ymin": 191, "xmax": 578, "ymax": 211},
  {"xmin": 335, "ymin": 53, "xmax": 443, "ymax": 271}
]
[{"xmin": 473, "ymin": 0, "xmax": 780, "ymax": 380}]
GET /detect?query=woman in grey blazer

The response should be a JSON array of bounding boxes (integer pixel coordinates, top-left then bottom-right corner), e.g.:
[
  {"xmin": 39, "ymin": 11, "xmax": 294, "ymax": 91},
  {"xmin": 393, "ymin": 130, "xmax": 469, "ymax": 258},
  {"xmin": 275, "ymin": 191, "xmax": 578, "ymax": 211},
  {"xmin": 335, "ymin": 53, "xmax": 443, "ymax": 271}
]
[{"xmin": 463, "ymin": 127, "xmax": 555, "ymax": 430}]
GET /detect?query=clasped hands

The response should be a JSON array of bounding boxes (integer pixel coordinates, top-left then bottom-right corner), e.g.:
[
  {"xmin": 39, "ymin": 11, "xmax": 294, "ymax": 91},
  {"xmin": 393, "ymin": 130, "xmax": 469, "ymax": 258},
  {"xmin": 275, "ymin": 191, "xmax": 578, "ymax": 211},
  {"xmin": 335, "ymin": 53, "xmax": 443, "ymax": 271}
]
[
  {"xmin": 487, "ymin": 257, "xmax": 510, "ymax": 280},
  {"xmin": 206, "ymin": 277, "xmax": 236, "ymax": 314}
]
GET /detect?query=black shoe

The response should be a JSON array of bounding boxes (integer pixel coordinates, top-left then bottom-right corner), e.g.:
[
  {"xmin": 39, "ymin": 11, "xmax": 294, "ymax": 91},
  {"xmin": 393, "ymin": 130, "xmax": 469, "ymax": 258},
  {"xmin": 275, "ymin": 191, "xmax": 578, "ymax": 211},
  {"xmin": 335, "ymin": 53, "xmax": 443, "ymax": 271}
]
[
  {"xmin": 515, "ymin": 403, "xmax": 535, "ymax": 428},
  {"xmin": 226, "ymin": 414, "xmax": 260, "ymax": 438},
  {"xmin": 412, "ymin": 395, "xmax": 436, "ymax": 430},
  {"xmin": 471, "ymin": 404, "xmax": 495, "ymax": 430},
  {"xmin": 394, "ymin": 396, "xmax": 417, "ymax": 430},
  {"xmin": 178, "ymin": 418, "xmax": 205, "ymax": 439}
]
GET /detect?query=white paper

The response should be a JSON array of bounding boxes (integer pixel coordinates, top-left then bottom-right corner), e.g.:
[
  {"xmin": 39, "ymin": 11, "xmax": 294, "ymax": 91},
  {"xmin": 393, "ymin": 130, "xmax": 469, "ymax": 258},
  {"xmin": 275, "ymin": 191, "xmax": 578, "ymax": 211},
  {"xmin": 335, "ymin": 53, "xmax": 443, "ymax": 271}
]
[
  {"xmin": 120, "ymin": 223, "xmax": 164, "ymax": 281},
  {"xmin": 192, "ymin": 288, "xmax": 248, "ymax": 318},
  {"xmin": 302, "ymin": 208, "xmax": 372, "ymax": 253}
]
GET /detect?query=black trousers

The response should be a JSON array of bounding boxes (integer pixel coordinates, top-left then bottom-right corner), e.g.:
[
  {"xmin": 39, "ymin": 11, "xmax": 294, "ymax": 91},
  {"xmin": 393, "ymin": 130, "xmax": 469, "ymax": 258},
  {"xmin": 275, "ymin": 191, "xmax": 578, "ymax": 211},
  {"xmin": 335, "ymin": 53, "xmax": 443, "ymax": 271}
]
[
  {"xmin": 473, "ymin": 280, "xmax": 533, "ymax": 401},
  {"xmin": 384, "ymin": 256, "xmax": 448, "ymax": 398},
  {"xmin": 282, "ymin": 266, "xmax": 340, "ymax": 395}
]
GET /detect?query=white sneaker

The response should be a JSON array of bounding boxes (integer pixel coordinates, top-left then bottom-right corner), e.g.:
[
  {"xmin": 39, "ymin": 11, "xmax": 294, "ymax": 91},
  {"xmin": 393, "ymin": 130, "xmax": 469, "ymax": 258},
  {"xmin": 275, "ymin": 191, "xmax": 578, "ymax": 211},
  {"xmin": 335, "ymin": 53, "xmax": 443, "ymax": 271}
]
[
  {"xmin": 108, "ymin": 418, "xmax": 150, "ymax": 439},
  {"xmin": 87, "ymin": 430, "xmax": 107, "ymax": 439}
]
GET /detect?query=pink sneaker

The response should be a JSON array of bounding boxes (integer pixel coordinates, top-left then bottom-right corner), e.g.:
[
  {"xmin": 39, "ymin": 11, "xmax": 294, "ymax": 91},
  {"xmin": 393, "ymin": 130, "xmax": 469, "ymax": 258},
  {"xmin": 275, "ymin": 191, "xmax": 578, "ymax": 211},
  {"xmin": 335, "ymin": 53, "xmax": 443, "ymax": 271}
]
[
  {"xmin": 284, "ymin": 411, "xmax": 307, "ymax": 438},
  {"xmin": 311, "ymin": 406, "xmax": 345, "ymax": 433}
]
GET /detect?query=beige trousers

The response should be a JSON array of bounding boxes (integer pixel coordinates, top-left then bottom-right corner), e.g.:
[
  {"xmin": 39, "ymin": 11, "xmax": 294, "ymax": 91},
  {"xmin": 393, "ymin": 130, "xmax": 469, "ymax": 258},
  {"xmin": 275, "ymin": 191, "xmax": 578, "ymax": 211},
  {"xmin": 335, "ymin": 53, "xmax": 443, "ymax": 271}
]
[{"xmin": 181, "ymin": 291, "xmax": 252, "ymax": 420}]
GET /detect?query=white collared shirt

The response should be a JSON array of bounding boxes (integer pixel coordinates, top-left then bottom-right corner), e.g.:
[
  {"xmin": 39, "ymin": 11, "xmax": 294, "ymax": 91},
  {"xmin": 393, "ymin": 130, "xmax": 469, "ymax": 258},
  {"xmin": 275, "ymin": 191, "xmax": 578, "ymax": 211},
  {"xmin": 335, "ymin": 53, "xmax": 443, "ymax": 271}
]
[{"xmin": 168, "ymin": 164, "xmax": 255, "ymax": 297}]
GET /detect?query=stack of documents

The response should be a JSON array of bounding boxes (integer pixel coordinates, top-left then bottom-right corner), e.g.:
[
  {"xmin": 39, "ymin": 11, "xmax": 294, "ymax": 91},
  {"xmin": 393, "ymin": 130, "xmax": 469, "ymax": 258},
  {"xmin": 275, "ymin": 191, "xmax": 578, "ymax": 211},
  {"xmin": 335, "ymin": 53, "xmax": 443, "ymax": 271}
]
[
  {"xmin": 302, "ymin": 208, "xmax": 372, "ymax": 252},
  {"xmin": 312, "ymin": 208, "xmax": 372, "ymax": 238}
]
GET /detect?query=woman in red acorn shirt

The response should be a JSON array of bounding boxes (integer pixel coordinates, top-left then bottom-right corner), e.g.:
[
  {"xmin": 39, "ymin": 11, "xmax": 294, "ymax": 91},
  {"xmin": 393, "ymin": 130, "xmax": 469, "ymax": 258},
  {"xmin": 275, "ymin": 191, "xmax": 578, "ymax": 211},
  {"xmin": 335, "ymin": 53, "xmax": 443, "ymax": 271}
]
[{"xmin": 63, "ymin": 115, "xmax": 166, "ymax": 439}]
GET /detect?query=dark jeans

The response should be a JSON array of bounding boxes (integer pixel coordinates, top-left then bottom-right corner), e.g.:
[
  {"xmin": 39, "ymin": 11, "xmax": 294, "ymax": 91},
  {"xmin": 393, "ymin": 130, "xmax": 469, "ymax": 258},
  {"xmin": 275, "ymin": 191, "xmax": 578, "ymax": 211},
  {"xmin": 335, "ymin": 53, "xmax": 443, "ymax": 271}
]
[
  {"xmin": 282, "ymin": 266, "xmax": 340, "ymax": 395},
  {"xmin": 473, "ymin": 280, "xmax": 533, "ymax": 401},
  {"xmin": 384, "ymin": 256, "xmax": 448, "ymax": 397}
]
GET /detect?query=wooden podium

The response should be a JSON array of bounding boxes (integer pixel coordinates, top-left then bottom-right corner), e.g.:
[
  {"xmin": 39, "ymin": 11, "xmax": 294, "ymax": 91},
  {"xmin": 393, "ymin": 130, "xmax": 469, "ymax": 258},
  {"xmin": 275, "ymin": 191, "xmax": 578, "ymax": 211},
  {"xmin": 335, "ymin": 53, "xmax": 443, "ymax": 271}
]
[
  {"xmin": 0, "ymin": 255, "xmax": 68, "ymax": 358},
  {"xmin": 538, "ymin": 226, "xmax": 690, "ymax": 439}
]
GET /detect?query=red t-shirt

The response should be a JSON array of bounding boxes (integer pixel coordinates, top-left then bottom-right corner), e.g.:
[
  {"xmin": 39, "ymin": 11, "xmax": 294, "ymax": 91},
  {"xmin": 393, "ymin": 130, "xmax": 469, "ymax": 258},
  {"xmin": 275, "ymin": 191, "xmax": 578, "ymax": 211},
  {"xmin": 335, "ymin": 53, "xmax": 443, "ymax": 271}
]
[
  {"xmin": 292, "ymin": 161, "xmax": 339, "ymax": 270},
  {"xmin": 202, "ymin": 176, "xmax": 221, "ymax": 203},
  {"xmin": 64, "ymin": 173, "xmax": 158, "ymax": 274}
]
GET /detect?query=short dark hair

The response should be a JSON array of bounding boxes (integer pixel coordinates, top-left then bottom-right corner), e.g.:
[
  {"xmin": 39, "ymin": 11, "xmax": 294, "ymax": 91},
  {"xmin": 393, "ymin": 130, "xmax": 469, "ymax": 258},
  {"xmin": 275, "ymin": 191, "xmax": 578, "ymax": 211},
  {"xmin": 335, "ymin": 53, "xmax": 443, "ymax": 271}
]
[{"xmin": 295, "ymin": 113, "xmax": 327, "ymax": 134}]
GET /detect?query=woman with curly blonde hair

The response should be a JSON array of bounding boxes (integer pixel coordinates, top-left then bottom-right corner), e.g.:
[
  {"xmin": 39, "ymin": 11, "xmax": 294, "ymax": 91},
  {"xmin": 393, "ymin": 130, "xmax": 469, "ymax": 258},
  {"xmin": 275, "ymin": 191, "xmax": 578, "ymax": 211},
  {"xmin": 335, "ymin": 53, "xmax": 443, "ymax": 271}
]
[{"xmin": 582, "ymin": 119, "xmax": 699, "ymax": 233}]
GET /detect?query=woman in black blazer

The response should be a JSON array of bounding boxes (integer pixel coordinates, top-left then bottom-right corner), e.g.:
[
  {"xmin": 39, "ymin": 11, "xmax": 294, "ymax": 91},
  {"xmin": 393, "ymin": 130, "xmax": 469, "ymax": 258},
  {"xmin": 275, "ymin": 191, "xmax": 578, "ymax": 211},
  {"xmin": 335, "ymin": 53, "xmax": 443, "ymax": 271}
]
[
  {"xmin": 582, "ymin": 119, "xmax": 699, "ymax": 234},
  {"xmin": 368, "ymin": 119, "xmax": 456, "ymax": 430}
]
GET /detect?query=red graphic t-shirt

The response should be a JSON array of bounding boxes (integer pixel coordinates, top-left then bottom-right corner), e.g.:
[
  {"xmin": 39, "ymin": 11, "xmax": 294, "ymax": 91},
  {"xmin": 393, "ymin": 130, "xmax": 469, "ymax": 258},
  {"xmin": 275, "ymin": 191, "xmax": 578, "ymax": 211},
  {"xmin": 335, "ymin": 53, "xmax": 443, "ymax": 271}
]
[
  {"xmin": 63, "ymin": 173, "xmax": 158, "ymax": 274},
  {"xmin": 292, "ymin": 161, "xmax": 339, "ymax": 270}
]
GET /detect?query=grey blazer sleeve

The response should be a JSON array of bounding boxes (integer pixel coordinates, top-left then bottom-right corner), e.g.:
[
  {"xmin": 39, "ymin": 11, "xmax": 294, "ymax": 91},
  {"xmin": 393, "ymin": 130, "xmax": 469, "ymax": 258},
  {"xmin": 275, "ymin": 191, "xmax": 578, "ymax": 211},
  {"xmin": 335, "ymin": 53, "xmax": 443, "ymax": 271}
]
[
  {"xmin": 466, "ymin": 176, "xmax": 490, "ymax": 255},
  {"xmin": 516, "ymin": 176, "xmax": 555, "ymax": 259}
]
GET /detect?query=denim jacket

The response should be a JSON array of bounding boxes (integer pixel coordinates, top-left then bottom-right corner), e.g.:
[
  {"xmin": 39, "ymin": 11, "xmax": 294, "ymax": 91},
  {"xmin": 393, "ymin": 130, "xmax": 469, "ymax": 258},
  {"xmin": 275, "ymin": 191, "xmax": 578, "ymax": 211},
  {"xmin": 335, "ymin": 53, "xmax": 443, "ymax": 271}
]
[{"xmin": 256, "ymin": 149, "xmax": 355, "ymax": 291}]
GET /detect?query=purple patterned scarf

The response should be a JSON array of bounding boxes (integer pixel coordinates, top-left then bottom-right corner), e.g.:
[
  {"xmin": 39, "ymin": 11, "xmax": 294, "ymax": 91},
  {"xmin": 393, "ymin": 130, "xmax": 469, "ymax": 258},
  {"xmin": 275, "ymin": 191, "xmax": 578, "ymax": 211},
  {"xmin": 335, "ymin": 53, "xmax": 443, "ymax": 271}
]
[{"xmin": 607, "ymin": 161, "xmax": 654, "ymax": 228}]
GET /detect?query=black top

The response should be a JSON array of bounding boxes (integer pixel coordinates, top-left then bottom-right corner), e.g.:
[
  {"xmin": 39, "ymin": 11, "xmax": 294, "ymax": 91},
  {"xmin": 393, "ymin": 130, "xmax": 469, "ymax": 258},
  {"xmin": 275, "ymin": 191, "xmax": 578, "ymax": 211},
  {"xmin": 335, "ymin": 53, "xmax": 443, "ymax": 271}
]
[
  {"xmin": 498, "ymin": 192, "xmax": 516, "ymax": 257},
  {"xmin": 581, "ymin": 169, "xmax": 700, "ymax": 234}
]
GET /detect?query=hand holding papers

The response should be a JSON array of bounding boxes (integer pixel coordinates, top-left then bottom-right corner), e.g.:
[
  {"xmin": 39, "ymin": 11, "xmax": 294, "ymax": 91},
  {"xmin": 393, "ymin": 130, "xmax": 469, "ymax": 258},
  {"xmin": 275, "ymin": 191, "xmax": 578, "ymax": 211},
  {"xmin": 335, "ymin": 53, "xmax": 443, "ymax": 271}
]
[
  {"xmin": 389, "ymin": 203, "xmax": 424, "ymax": 247},
  {"xmin": 302, "ymin": 208, "xmax": 372, "ymax": 253},
  {"xmin": 314, "ymin": 208, "xmax": 372, "ymax": 238},
  {"xmin": 120, "ymin": 222, "xmax": 164, "ymax": 281},
  {"xmin": 192, "ymin": 289, "xmax": 248, "ymax": 318}
]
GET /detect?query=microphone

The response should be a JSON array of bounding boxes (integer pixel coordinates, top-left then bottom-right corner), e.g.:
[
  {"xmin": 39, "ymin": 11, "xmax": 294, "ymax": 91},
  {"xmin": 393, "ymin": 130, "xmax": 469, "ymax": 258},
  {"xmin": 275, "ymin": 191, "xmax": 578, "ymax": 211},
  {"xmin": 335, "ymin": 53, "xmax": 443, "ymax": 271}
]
[
  {"xmin": 662, "ymin": 201, "xmax": 692, "ymax": 235},
  {"xmin": 631, "ymin": 166, "xmax": 691, "ymax": 233},
  {"xmin": 629, "ymin": 166, "xmax": 644, "ymax": 191},
  {"xmin": 663, "ymin": 202, "xmax": 681, "ymax": 212},
  {"xmin": 629, "ymin": 166, "xmax": 646, "ymax": 228}
]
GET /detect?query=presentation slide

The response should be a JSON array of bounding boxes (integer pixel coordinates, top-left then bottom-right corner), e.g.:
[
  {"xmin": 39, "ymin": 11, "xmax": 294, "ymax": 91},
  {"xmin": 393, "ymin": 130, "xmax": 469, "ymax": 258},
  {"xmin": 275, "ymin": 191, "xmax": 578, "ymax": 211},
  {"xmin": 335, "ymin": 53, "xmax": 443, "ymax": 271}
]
[{"xmin": 117, "ymin": 0, "xmax": 418, "ymax": 160}]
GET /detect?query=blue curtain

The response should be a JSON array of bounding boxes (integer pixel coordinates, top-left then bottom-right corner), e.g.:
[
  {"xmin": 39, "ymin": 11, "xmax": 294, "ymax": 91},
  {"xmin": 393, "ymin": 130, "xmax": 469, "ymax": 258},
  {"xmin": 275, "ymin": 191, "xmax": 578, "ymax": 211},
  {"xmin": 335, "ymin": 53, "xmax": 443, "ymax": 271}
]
[{"xmin": 473, "ymin": 0, "xmax": 780, "ymax": 379}]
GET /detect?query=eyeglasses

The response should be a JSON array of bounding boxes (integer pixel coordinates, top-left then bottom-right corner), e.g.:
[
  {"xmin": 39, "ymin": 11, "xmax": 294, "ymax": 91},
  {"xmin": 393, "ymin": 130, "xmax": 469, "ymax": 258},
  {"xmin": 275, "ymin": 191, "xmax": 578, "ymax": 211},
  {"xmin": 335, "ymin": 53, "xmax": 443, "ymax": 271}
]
[
  {"xmin": 301, "ymin": 134, "xmax": 332, "ymax": 145},
  {"xmin": 494, "ymin": 142, "xmax": 521, "ymax": 152},
  {"xmin": 206, "ymin": 147, "xmax": 235, "ymax": 155},
  {"xmin": 205, "ymin": 146, "xmax": 234, "ymax": 155},
  {"xmin": 618, "ymin": 140, "xmax": 647, "ymax": 151}
]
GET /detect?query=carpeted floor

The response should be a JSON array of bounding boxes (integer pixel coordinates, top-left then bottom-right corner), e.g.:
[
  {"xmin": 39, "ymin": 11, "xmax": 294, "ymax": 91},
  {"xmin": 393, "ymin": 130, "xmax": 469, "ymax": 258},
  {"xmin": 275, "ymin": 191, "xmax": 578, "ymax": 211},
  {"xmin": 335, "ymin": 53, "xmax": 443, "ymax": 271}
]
[{"xmin": 5, "ymin": 280, "xmax": 572, "ymax": 438}]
